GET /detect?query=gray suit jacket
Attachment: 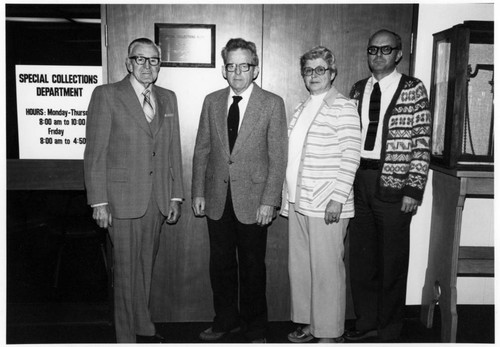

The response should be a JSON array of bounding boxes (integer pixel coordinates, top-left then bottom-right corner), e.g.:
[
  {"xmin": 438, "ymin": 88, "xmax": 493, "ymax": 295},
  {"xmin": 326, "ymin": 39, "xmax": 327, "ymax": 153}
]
[
  {"xmin": 192, "ymin": 83, "xmax": 288, "ymax": 224},
  {"xmin": 84, "ymin": 76, "xmax": 184, "ymax": 219}
]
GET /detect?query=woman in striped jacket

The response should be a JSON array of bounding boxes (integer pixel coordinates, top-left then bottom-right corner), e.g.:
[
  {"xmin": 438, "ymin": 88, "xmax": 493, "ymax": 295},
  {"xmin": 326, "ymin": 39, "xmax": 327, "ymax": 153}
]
[{"xmin": 282, "ymin": 46, "xmax": 361, "ymax": 343}]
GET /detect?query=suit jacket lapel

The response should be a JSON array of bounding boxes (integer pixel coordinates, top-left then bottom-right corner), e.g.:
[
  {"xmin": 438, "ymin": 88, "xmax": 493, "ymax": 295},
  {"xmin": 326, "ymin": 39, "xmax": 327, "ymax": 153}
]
[
  {"xmin": 231, "ymin": 84, "xmax": 261, "ymax": 156},
  {"xmin": 215, "ymin": 87, "xmax": 231, "ymax": 156},
  {"xmin": 152, "ymin": 85, "xmax": 168, "ymax": 138},
  {"xmin": 117, "ymin": 76, "xmax": 152, "ymax": 136}
]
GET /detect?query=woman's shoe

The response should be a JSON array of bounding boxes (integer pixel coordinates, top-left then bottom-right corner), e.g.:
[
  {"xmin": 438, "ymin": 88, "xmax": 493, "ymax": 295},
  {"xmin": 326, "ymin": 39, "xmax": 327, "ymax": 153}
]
[{"xmin": 288, "ymin": 326, "xmax": 314, "ymax": 343}]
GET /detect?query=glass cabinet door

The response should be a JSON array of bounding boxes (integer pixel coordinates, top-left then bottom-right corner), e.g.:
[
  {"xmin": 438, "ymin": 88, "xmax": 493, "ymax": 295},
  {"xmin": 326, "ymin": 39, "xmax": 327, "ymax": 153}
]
[
  {"xmin": 431, "ymin": 39, "xmax": 451, "ymax": 158},
  {"xmin": 462, "ymin": 43, "xmax": 494, "ymax": 161}
]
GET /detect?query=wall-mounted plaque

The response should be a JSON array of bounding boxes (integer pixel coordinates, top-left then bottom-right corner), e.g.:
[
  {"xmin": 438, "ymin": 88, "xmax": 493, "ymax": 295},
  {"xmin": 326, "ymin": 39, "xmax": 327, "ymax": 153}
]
[{"xmin": 155, "ymin": 23, "xmax": 215, "ymax": 68}]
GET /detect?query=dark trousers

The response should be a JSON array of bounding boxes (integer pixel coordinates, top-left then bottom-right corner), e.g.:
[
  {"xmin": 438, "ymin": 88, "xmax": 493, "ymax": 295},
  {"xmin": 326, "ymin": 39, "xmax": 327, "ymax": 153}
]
[
  {"xmin": 349, "ymin": 167, "xmax": 412, "ymax": 340},
  {"xmin": 206, "ymin": 188, "xmax": 268, "ymax": 340}
]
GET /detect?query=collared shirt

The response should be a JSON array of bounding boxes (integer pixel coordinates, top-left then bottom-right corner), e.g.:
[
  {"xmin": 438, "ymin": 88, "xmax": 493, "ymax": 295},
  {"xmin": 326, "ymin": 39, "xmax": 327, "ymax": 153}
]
[
  {"xmin": 360, "ymin": 69, "xmax": 402, "ymax": 159},
  {"xmin": 227, "ymin": 83, "xmax": 254, "ymax": 130},
  {"xmin": 286, "ymin": 91, "xmax": 327, "ymax": 203},
  {"xmin": 129, "ymin": 74, "xmax": 156, "ymax": 115}
]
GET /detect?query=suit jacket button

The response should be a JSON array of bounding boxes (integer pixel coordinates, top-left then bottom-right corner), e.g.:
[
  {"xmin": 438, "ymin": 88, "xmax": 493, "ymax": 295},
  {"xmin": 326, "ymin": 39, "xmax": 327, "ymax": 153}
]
[
  {"xmin": 224, "ymin": 179, "xmax": 228, "ymax": 183},
  {"xmin": 152, "ymin": 152, "xmax": 156, "ymax": 156},
  {"xmin": 149, "ymin": 171, "xmax": 153, "ymax": 175},
  {"xmin": 228, "ymin": 160, "xmax": 233, "ymax": 164}
]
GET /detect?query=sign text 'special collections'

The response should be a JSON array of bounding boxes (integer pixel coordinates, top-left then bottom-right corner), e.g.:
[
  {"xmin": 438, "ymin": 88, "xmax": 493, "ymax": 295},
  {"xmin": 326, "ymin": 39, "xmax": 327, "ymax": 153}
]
[{"xmin": 16, "ymin": 65, "xmax": 102, "ymax": 159}]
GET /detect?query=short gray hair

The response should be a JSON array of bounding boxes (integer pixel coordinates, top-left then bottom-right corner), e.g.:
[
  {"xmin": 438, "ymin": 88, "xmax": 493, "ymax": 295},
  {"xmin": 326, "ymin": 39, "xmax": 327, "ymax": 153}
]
[
  {"xmin": 221, "ymin": 38, "xmax": 259, "ymax": 66},
  {"xmin": 127, "ymin": 37, "xmax": 161, "ymax": 59},
  {"xmin": 300, "ymin": 46, "xmax": 337, "ymax": 74}
]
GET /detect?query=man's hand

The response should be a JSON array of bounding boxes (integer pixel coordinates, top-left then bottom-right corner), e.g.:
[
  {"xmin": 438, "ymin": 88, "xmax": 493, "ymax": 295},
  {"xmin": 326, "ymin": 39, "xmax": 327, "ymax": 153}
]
[
  {"xmin": 166, "ymin": 200, "xmax": 182, "ymax": 224},
  {"xmin": 325, "ymin": 200, "xmax": 343, "ymax": 225},
  {"xmin": 401, "ymin": 196, "xmax": 420, "ymax": 214},
  {"xmin": 256, "ymin": 204, "xmax": 275, "ymax": 226},
  {"xmin": 192, "ymin": 197, "xmax": 206, "ymax": 217},
  {"xmin": 93, "ymin": 205, "xmax": 112, "ymax": 229}
]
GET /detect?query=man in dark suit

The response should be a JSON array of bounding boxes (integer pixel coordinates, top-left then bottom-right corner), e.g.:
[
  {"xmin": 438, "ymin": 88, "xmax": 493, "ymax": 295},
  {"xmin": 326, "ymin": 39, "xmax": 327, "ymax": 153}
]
[
  {"xmin": 84, "ymin": 37, "xmax": 184, "ymax": 343},
  {"xmin": 191, "ymin": 38, "xmax": 288, "ymax": 343},
  {"xmin": 345, "ymin": 29, "xmax": 431, "ymax": 342}
]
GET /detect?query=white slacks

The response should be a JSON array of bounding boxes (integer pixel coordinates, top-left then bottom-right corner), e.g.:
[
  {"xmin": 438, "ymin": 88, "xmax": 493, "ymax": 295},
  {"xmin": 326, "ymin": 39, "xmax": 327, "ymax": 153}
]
[{"xmin": 288, "ymin": 203, "xmax": 348, "ymax": 338}]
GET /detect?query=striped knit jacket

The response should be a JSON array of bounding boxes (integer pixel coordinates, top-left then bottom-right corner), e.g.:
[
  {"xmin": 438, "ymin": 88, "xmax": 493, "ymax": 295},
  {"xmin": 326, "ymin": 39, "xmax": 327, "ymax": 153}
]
[
  {"xmin": 281, "ymin": 86, "xmax": 361, "ymax": 218},
  {"xmin": 350, "ymin": 74, "xmax": 432, "ymax": 202}
]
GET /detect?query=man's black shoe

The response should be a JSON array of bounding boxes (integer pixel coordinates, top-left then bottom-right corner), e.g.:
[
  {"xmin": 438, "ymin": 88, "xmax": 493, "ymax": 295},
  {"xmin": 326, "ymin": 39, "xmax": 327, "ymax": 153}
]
[
  {"xmin": 136, "ymin": 333, "xmax": 166, "ymax": 343},
  {"xmin": 343, "ymin": 329, "xmax": 378, "ymax": 341},
  {"xmin": 199, "ymin": 326, "xmax": 241, "ymax": 341}
]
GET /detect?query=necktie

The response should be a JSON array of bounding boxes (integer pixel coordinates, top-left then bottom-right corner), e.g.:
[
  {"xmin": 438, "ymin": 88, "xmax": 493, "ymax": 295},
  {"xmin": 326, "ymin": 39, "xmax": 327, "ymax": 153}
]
[
  {"xmin": 227, "ymin": 96, "xmax": 242, "ymax": 152},
  {"xmin": 142, "ymin": 89, "xmax": 155, "ymax": 123},
  {"xmin": 364, "ymin": 82, "xmax": 381, "ymax": 150}
]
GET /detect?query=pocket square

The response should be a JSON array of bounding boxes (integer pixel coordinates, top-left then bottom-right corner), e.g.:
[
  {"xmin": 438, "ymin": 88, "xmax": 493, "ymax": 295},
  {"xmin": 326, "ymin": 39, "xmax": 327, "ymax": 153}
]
[{"xmin": 164, "ymin": 113, "xmax": 174, "ymax": 118}]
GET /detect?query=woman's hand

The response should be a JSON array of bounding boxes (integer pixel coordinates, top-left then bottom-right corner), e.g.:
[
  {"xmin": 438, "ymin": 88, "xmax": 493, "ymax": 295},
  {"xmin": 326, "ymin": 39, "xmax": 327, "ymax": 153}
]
[{"xmin": 324, "ymin": 200, "xmax": 343, "ymax": 225}]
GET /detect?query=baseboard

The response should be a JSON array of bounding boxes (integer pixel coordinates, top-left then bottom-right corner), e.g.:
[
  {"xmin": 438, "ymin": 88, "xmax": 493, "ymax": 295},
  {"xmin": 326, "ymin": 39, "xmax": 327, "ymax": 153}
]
[
  {"xmin": 7, "ymin": 302, "xmax": 112, "ymax": 327},
  {"xmin": 405, "ymin": 303, "xmax": 495, "ymax": 320}
]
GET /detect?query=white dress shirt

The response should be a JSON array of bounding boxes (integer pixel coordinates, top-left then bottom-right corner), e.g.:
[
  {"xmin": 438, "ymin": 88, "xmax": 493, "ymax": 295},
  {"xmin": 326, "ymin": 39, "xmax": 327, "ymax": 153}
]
[
  {"xmin": 228, "ymin": 83, "xmax": 254, "ymax": 130},
  {"xmin": 129, "ymin": 74, "xmax": 156, "ymax": 116},
  {"xmin": 360, "ymin": 69, "xmax": 402, "ymax": 159}
]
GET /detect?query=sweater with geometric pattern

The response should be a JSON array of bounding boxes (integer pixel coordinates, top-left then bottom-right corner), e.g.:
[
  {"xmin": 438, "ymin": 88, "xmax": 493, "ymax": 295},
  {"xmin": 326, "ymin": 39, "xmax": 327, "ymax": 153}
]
[{"xmin": 350, "ymin": 74, "xmax": 432, "ymax": 202}]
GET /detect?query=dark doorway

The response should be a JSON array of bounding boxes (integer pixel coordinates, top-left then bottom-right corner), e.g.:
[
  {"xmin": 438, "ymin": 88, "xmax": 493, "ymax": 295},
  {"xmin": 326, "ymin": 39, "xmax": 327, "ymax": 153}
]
[{"xmin": 6, "ymin": 4, "xmax": 108, "ymax": 324}]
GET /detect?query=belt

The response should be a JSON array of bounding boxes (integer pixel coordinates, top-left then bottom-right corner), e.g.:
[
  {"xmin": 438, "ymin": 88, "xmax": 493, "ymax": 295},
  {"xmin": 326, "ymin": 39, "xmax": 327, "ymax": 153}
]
[{"xmin": 359, "ymin": 158, "xmax": 380, "ymax": 170}]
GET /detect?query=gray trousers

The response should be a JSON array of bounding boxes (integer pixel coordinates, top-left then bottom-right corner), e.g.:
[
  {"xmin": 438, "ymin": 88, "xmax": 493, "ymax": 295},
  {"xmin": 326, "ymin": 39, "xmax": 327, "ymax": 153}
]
[{"xmin": 109, "ymin": 196, "xmax": 165, "ymax": 343}]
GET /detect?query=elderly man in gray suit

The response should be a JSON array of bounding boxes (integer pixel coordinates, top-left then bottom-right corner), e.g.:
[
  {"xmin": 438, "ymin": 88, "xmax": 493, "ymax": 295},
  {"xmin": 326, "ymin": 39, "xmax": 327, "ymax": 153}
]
[
  {"xmin": 192, "ymin": 38, "xmax": 287, "ymax": 343},
  {"xmin": 84, "ymin": 37, "xmax": 183, "ymax": 343}
]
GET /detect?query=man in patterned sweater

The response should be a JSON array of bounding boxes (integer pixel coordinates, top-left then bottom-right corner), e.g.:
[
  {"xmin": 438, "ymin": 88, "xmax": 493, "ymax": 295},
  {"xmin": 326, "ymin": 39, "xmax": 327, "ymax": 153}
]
[{"xmin": 345, "ymin": 29, "xmax": 432, "ymax": 342}]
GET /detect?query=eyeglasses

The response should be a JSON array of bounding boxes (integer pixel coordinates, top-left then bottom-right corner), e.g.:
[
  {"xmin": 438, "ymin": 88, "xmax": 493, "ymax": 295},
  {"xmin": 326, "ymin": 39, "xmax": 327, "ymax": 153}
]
[
  {"xmin": 302, "ymin": 66, "xmax": 329, "ymax": 76},
  {"xmin": 367, "ymin": 46, "xmax": 399, "ymax": 55},
  {"xmin": 129, "ymin": 56, "xmax": 160, "ymax": 66},
  {"xmin": 225, "ymin": 63, "xmax": 256, "ymax": 72}
]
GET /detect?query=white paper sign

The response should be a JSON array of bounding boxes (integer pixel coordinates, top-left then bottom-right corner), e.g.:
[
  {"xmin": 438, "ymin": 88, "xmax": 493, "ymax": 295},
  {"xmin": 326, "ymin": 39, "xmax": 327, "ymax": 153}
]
[{"xmin": 16, "ymin": 65, "xmax": 102, "ymax": 159}]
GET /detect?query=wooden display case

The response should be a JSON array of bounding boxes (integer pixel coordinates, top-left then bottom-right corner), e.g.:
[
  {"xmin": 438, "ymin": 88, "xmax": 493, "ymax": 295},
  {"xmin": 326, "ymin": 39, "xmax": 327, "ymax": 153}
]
[{"xmin": 429, "ymin": 21, "xmax": 493, "ymax": 172}]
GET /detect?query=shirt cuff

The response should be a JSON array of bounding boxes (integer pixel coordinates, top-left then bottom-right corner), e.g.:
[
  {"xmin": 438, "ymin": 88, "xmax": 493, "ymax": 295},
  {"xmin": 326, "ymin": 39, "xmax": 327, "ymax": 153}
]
[
  {"xmin": 91, "ymin": 202, "xmax": 108, "ymax": 208},
  {"xmin": 93, "ymin": 199, "xmax": 182, "ymax": 208}
]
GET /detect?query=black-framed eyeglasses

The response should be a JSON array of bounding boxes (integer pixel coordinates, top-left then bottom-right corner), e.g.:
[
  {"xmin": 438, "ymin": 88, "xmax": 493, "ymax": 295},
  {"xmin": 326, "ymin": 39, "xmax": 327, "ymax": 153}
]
[
  {"xmin": 302, "ymin": 66, "xmax": 329, "ymax": 76},
  {"xmin": 367, "ymin": 46, "xmax": 399, "ymax": 55},
  {"xmin": 225, "ymin": 63, "xmax": 256, "ymax": 72},
  {"xmin": 129, "ymin": 56, "xmax": 160, "ymax": 66}
]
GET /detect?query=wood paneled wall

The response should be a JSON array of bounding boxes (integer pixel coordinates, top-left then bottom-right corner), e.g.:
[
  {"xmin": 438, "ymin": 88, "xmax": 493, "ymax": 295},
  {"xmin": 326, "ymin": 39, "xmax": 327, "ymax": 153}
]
[
  {"xmin": 104, "ymin": 4, "xmax": 415, "ymax": 322},
  {"xmin": 262, "ymin": 4, "xmax": 414, "ymax": 118},
  {"xmin": 105, "ymin": 5, "xmax": 264, "ymax": 323}
]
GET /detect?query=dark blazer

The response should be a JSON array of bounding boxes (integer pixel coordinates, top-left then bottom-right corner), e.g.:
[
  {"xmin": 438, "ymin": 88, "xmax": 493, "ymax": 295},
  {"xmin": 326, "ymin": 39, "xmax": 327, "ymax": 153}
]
[
  {"xmin": 192, "ymin": 83, "xmax": 288, "ymax": 224},
  {"xmin": 84, "ymin": 76, "xmax": 184, "ymax": 219}
]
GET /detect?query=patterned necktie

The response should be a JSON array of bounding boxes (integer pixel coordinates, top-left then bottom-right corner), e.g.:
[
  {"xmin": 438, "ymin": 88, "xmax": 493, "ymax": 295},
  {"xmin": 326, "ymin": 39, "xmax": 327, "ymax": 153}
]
[
  {"xmin": 142, "ymin": 89, "xmax": 155, "ymax": 123},
  {"xmin": 227, "ymin": 96, "xmax": 243, "ymax": 152},
  {"xmin": 364, "ymin": 82, "xmax": 381, "ymax": 150}
]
